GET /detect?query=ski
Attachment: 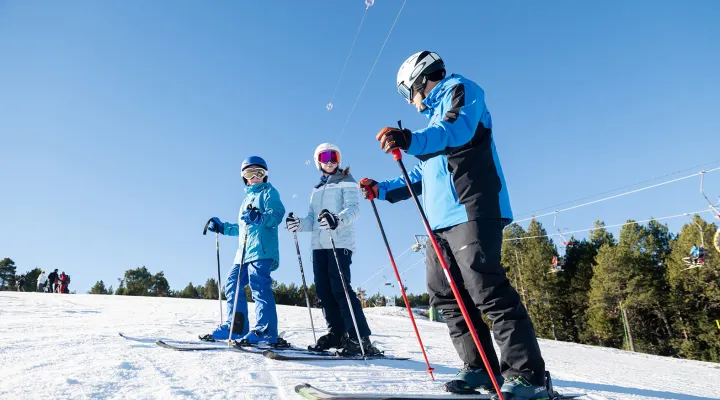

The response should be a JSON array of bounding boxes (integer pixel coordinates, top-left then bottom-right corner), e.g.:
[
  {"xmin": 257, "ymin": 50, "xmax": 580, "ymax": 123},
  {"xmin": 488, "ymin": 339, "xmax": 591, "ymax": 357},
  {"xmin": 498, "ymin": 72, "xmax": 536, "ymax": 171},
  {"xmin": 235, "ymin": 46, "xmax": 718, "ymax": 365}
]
[
  {"xmin": 120, "ymin": 332, "xmax": 223, "ymax": 346},
  {"xmin": 263, "ymin": 349, "xmax": 410, "ymax": 361},
  {"xmin": 295, "ymin": 384, "xmax": 493, "ymax": 399},
  {"xmin": 154, "ymin": 339, "xmax": 298, "ymax": 352},
  {"xmin": 295, "ymin": 384, "xmax": 585, "ymax": 400}
]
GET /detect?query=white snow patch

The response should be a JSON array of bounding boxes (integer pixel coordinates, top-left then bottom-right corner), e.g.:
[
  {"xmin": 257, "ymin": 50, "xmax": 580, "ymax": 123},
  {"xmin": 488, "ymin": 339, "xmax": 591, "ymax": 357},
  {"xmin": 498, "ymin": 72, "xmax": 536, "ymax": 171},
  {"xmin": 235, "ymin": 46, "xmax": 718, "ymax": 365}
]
[{"xmin": 1, "ymin": 292, "xmax": 718, "ymax": 399}]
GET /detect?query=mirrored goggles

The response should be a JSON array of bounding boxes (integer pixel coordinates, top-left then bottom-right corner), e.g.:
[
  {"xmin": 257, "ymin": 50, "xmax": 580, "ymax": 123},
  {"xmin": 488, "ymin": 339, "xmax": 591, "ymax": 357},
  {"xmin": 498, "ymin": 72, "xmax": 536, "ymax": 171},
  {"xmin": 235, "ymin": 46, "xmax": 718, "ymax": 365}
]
[
  {"xmin": 242, "ymin": 167, "xmax": 267, "ymax": 180},
  {"xmin": 397, "ymin": 82, "xmax": 412, "ymax": 101},
  {"xmin": 317, "ymin": 150, "xmax": 340, "ymax": 164}
]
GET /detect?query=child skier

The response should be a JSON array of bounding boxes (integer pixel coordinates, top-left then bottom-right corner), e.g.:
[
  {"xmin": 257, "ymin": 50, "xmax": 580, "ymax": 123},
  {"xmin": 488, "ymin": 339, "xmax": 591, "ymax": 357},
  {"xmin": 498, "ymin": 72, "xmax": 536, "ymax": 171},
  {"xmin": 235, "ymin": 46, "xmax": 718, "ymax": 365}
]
[
  {"xmin": 202, "ymin": 156, "xmax": 285, "ymax": 345},
  {"xmin": 361, "ymin": 51, "xmax": 548, "ymax": 398},
  {"xmin": 285, "ymin": 143, "xmax": 378, "ymax": 355}
]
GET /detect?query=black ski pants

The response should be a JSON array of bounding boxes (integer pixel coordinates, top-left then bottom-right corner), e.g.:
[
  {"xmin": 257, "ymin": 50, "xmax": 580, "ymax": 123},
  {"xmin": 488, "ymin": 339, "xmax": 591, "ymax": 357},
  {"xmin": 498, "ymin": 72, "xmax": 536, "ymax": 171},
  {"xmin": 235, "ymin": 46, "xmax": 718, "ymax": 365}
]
[
  {"xmin": 426, "ymin": 219, "xmax": 545, "ymax": 384},
  {"xmin": 313, "ymin": 249, "xmax": 371, "ymax": 338}
]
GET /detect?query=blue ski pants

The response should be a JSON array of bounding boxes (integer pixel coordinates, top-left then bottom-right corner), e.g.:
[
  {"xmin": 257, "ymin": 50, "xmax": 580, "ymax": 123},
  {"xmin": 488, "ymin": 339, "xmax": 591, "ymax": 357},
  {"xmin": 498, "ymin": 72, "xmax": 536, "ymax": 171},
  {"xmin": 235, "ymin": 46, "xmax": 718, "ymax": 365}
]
[{"xmin": 225, "ymin": 258, "xmax": 278, "ymax": 338}]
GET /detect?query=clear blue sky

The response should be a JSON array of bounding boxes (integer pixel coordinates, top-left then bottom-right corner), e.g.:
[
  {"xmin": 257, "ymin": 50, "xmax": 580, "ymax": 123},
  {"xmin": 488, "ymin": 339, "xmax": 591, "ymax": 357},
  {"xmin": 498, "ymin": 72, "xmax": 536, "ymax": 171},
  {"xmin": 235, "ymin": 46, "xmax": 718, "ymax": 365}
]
[{"xmin": 2, "ymin": 0, "xmax": 720, "ymax": 296}]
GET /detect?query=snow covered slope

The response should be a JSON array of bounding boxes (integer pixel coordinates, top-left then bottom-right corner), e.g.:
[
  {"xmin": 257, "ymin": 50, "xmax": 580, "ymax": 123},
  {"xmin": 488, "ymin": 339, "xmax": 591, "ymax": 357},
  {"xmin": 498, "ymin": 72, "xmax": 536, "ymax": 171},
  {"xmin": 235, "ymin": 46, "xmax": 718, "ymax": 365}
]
[{"xmin": 1, "ymin": 292, "xmax": 718, "ymax": 400}]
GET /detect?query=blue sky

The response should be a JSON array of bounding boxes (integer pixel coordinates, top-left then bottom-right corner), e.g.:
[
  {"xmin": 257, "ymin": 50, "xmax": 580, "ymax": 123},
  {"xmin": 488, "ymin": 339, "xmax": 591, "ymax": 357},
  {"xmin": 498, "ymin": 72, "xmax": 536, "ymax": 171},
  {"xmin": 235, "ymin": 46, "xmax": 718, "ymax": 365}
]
[{"xmin": 1, "ymin": 0, "xmax": 720, "ymax": 296}]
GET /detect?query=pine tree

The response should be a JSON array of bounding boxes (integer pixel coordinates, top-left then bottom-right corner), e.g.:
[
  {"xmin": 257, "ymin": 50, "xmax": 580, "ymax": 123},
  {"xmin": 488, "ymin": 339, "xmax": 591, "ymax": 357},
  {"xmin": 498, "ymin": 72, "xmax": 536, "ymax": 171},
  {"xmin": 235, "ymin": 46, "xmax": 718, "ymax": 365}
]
[
  {"xmin": 204, "ymin": 278, "xmax": 220, "ymax": 300},
  {"xmin": 180, "ymin": 282, "xmax": 200, "ymax": 298},
  {"xmin": 0, "ymin": 258, "xmax": 17, "ymax": 290},
  {"xmin": 666, "ymin": 215, "xmax": 720, "ymax": 361},
  {"xmin": 89, "ymin": 280, "xmax": 113, "ymax": 294}
]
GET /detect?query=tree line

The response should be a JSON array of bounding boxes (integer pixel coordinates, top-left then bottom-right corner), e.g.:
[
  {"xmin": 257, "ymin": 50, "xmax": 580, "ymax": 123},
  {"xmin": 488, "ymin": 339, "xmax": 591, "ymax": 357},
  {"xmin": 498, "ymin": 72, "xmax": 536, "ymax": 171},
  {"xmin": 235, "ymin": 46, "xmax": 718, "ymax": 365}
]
[
  {"xmin": 502, "ymin": 215, "xmax": 719, "ymax": 363},
  {"xmin": 6, "ymin": 215, "xmax": 719, "ymax": 362}
]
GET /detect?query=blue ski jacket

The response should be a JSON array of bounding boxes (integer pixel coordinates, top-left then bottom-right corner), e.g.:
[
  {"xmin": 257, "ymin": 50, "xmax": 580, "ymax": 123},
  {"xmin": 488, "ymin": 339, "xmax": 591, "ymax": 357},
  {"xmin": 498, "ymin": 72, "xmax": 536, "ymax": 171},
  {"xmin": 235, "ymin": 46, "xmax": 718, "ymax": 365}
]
[
  {"xmin": 222, "ymin": 182, "xmax": 285, "ymax": 268},
  {"xmin": 377, "ymin": 74, "xmax": 512, "ymax": 230}
]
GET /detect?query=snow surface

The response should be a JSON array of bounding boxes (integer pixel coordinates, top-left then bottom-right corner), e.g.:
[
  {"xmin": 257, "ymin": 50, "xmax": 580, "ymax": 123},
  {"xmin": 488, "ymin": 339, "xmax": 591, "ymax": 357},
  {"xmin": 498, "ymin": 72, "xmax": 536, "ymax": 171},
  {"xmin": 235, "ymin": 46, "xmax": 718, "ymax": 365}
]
[{"xmin": 1, "ymin": 292, "xmax": 719, "ymax": 400}]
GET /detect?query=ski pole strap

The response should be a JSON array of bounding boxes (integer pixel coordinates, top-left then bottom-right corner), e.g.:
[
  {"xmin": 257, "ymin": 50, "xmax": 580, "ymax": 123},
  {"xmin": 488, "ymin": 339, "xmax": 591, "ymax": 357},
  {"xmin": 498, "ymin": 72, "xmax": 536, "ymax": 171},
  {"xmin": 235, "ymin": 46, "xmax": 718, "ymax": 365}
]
[{"xmin": 203, "ymin": 218, "xmax": 214, "ymax": 235}]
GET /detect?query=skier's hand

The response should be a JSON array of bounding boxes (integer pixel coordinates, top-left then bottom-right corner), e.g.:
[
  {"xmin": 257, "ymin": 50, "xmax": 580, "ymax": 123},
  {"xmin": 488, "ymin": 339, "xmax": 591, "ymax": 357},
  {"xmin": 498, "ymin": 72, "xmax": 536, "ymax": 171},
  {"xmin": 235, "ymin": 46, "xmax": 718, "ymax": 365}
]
[
  {"xmin": 241, "ymin": 208, "xmax": 263, "ymax": 225},
  {"xmin": 286, "ymin": 212, "xmax": 301, "ymax": 232},
  {"xmin": 376, "ymin": 127, "xmax": 412, "ymax": 153},
  {"xmin": 318, "ymin": 209, "xmax": 340, "ymax": 230},
  {"xmin": 359, "ymin": 178, "xmax": 379, "ymax": 200},
  {"xmin": 206, "ymin": 217, "xmax": 224, "ymax": 234}
]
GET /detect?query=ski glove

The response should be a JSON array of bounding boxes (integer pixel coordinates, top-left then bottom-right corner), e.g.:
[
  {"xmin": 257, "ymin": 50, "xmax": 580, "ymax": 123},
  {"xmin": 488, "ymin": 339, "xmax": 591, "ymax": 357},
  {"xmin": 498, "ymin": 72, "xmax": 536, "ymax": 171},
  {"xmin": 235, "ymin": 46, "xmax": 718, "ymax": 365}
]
[
  {"xmin": 359, "ymin": 178, "xmax": 379, "ymax": 200},
  {"xmin": 241, "ymin": 208, "xmax": 263, "ymax": 225},
  {"xmin": 318, "ymin": 209, "xmax": 340, "ymax": 230},
  {"xmin": 206, "ymin": 217, "xmax": 224, "ymax": 234},
  {"xmin": 286, "ymin": 212, "xmax": 301, "ymax": 232},
  {"xmin": 376, "ymin": 127, "xmax": 412, "ymax": 153}
]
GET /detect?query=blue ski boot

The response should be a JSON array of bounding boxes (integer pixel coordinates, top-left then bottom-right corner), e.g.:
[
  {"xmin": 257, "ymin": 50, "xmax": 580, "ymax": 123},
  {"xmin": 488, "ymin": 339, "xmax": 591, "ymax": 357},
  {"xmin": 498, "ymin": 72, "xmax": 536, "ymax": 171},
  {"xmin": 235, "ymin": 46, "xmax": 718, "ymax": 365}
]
[
  {"xmin": 199, "ymin": 324, "xmax": 244, "ymax": 342},
  {"xmin": 444, "ymin": 364, "xmax": 504, "ymax": 394},
  {"xmin": 495, "ymin": 375, "xmax": 549, "ymax": 400}
]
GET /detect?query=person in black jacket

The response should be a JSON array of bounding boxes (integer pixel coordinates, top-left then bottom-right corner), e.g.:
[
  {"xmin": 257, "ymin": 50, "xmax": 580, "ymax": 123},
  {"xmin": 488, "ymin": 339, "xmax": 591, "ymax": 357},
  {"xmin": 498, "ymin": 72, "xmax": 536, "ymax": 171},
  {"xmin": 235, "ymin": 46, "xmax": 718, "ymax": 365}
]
[{"xmin": 47, "ymin": 269, "xmax": 59, "ymax": 293}]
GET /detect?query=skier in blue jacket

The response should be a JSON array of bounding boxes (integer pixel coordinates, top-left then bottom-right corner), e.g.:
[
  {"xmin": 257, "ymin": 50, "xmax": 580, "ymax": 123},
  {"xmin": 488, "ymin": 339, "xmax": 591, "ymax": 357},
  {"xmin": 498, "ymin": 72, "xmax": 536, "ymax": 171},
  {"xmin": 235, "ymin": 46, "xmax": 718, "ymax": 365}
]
[
  {"xmin": 360, "ymin": 52, "xmax": 547, "ymax": 399},
  {"xmin": 202, "ymin": 156, "xmax": 286, "ymax": 345}
]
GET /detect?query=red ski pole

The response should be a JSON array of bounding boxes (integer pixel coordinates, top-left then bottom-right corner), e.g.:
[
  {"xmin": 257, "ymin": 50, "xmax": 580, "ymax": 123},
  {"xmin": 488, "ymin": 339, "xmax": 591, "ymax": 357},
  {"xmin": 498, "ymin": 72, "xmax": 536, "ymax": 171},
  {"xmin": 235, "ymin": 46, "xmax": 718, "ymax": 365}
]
[
  {"xmin": 390, "ymin": 147, "xmax": 504, "ymax": 400},
  {"xmin": 368, "ymin": 199, "xmax": 435, "ymax": 380}
]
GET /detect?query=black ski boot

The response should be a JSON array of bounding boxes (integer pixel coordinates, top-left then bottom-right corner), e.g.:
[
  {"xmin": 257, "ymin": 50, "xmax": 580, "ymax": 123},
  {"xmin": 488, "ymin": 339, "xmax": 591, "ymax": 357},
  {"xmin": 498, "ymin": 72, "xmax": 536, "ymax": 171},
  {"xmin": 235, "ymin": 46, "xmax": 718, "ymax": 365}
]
[
  {"xmin": 444, "ymin": 364, "xmax": 503, "ymax": 394},
  {"xmin": 308, "ymin": 332, "xmax": 343, "ymax": 352},
  {"xmin": 338, "ymin": 334, "xmax": 382, "ymax": 356}
]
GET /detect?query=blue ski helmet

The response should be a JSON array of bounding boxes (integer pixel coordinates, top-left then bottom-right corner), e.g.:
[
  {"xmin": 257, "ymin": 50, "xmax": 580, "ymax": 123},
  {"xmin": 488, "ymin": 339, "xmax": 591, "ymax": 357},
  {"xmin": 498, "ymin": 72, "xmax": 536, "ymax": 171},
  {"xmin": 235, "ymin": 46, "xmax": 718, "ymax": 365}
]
[
  {"xmin": 242, "ymin": 156, "xmax": 268, "ymax": 171},
  {"xmin": 241, "ymin": 156, "xmax": 268, "ymax": 185}
]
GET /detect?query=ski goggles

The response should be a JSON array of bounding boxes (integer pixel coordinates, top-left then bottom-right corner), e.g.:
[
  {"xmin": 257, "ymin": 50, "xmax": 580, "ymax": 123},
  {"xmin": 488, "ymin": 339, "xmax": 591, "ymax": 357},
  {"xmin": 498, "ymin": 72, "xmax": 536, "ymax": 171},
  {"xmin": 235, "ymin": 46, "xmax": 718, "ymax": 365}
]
[
  {"xmin": 317, "ymin": 150, "xmax": 340, "ymax": 164},
  {"xmin": 397, "ymin": 82, "xmax": 412, "ymax": 101},
  {"xmin": 242, "ymin": 167, "xmax": 267, "ymax": 180}
]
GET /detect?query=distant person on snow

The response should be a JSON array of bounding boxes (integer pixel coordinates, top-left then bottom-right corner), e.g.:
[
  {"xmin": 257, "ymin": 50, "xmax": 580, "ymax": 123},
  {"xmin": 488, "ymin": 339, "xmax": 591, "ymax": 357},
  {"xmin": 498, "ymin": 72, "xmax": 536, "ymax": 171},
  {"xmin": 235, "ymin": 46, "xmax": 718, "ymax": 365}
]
[
  {"xmin": 202, "ymin": 156, "xmax": 286, "ymax": 345},
  {"xmin": 360, "ymin": 51, "xmax": 549, "ymax": 399},
  {"xmin": 59, "ymin": 272, "xmax": 70, "ymax": 294},
  {"xmin": 37, "ymin": 270, "xmax": 47, "ymax": 292},
  {"xmin": 16, "ymin": 275, "xmax": 26, "ymax": 292},
  {"xmin": 48, "ymin": 269, "xmax": 59, "ymax": 293},
  {"xmin": 285, "ymin": 143, "xmax": 378, "ymax": 355}
]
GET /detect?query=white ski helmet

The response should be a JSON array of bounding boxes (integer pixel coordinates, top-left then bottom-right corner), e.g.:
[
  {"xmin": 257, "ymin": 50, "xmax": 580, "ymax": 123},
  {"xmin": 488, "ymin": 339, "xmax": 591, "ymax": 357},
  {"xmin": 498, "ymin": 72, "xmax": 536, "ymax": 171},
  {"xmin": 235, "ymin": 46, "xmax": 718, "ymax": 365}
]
[
  {"xmin": 313, "ymin": 143, "xmax": 341, "ymax": 172},
  {"xmin": 396, "ymin": 51, "xmax": 445, "ymax": 102}
]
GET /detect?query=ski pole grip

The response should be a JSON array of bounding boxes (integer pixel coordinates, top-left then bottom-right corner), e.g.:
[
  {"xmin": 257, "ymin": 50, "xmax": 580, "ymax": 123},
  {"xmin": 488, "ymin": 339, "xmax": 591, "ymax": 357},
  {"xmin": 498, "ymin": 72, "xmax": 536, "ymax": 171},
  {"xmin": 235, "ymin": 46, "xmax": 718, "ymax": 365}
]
[{"xmin": 392, "ymin": 148, "xmax": 402, "ymax": 161}]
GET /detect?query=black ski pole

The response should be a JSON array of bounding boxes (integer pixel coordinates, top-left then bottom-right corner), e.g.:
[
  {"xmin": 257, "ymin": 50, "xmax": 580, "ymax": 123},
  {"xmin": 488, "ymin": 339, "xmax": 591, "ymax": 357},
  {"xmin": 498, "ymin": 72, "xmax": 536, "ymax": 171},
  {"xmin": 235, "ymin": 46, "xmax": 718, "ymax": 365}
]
[
  {"xmin": 290, "ymin": 218, "xmax": 317, "ymax": 343},
  {"xmin": 227, "ymin": 204, "xmax": 254, "ymax": 346},
  {"xmin": 324, "ymin": 228, "xmax": 366, "ymax": 358},
  {"xmin": 204, "ymin": 219, "xmax": 224, "ymax": 326},
  {"xmin": 388, "ymin": 121, "xmax": 503, "ymax": 399}
]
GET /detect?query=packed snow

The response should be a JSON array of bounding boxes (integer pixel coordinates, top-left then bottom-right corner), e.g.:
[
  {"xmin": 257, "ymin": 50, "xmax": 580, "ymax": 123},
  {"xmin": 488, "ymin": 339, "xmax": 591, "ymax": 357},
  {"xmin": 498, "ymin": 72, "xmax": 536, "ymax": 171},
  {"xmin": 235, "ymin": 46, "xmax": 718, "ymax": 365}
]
[{"xmin": 1, "ymin": 292, "xmax": 719, "ymax": 400}]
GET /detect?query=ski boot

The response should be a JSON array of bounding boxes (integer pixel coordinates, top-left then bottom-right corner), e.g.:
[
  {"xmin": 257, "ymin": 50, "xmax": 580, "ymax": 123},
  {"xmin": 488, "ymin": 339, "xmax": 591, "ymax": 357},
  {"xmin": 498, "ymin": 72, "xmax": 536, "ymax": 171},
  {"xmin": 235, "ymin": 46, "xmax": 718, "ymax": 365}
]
[
  {"xmin": 492, "ymin": 375, "xmax": 549, "ymax": 400},
  {"xmin": 308, "ymin": 332, "xmax": 343, "ymax": 352},
  {"xmin": 338, "ymin": 334, "xmax": 382, "ymax": 356},
  {"xmin": 199, "ymin": 312, "xmax": 245, "ymax": 342},
  {"xmin": 444, "ymin": 364, "xmax": 504, "ymax": 394},
  {"xmin": 236, "ymin": 330, "xmax": 290, "ymax": 348}
]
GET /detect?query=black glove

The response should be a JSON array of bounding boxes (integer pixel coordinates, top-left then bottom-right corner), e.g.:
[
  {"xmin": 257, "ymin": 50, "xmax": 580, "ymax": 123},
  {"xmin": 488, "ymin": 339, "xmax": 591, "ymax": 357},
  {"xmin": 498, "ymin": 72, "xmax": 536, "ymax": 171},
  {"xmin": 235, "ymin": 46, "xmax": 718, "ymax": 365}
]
[
  {"xmin": 376, "ymin": 127, "xmax": 412, "ymax": 153},
  {"xmin": 318, "ymin": 209, "xmax": 340, "ymax": 230},
  {"xmin": 286, "ymin": 212, "xmax": 301, "ymax": 232}
]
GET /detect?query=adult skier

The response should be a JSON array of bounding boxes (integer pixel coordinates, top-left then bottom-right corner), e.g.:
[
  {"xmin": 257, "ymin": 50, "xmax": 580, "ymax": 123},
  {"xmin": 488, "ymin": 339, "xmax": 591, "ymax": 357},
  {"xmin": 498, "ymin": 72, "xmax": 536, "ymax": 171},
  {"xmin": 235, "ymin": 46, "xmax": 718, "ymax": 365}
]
[
  {"xmin": 285, "ymin": 143, "xmax": 378, "ymax": 355},
  {"xmin": 48, "ymin": 269, "xmax": 59, "ymax": 293},
  {"xmin": 360, "ymin": 51, "xmax": 548, "ymax": 399},
  {"xmin": 16, "ymin": 275, "xmax": 26, "ymax": 292},
  {"xmin": 202, "ymin": 156, "xmax": 286, "ymax": 345},
  {"xmin": 37, "ymin": 270, "xmax": 47, "ymax": 292}
]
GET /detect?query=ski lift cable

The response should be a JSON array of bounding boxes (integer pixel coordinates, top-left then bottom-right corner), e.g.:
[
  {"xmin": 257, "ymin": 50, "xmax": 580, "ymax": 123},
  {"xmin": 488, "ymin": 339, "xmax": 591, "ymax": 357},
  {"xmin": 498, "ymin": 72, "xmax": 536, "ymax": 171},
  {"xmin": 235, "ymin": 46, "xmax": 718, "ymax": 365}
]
[
  {"xmin": 360, "ymin": 244, "xmax": 414, "ymax": 286},
  {"xmin": 700, "ymin": 171, "xmax": 720, "ymax": 217},
  {"xmin": 400, "ymin": 253, "xmax": 426, "ymax": 275},
  {"xmin": 335, "ymin": 0, "xmax": 409, "ymax": 142},
  {"xmin": 513, "ymin": 167, "xmax": 720, "ymax": 224},
  {"xmin": 326, "ymin": 2, "xmax": 373, "ymax": 111},
  {"xmin": 508, "ymin": 208, "xmax": 716, "ymax": 242},
  {"xmin": 515, "ymin": 158, "xmax": 720, "ymax": 219}
]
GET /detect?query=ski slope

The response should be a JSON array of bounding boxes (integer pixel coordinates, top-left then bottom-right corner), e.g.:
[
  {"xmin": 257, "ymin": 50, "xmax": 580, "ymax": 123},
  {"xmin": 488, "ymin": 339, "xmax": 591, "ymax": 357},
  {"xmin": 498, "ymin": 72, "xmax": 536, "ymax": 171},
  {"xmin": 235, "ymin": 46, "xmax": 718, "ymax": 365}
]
[{"xmin": 1, "ymin": 292, "xmax": 718, "ymax": 400}]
